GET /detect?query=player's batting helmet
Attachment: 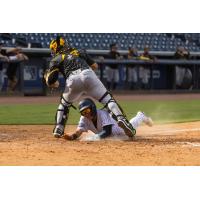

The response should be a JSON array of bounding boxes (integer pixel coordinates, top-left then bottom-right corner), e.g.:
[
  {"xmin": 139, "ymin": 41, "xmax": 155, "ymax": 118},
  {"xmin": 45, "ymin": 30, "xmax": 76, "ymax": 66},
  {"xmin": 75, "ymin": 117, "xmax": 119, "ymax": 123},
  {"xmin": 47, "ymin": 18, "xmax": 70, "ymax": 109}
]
[{"xmin": 78, "ymin": 98, "xmax": 97, "ymax": 117}]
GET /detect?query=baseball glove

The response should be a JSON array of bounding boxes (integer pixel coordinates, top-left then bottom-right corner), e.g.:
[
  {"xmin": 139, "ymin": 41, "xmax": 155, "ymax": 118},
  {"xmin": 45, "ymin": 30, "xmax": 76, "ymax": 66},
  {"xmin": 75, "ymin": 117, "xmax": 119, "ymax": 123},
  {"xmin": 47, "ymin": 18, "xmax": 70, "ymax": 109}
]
[{"xmin": 44, "ymin": 69, "xmax": 59, "ymax": 88}]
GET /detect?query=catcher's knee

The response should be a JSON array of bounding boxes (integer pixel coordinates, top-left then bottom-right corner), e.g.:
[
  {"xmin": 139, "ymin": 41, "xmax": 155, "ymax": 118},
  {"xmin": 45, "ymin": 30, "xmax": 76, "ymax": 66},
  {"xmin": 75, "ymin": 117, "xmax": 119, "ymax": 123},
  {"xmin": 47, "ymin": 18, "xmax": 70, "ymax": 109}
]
[
  {"xmin": 98, "ymin": 91, "xmax": 125, "ymax": 121},
  {"xmin": 98, "ymin": 91, "xmax": 113, "ymax": 105}
]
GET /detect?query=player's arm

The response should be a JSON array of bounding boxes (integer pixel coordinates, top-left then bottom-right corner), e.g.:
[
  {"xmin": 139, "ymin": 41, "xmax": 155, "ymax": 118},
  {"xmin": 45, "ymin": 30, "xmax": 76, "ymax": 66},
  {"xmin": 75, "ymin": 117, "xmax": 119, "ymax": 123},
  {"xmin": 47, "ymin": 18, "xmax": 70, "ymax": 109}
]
[
  {"xmin": 66, "ymin": 125, "xmax": 112, "ymax": 141},
  {"xmin": 90, "ymin": 62, "xmax": 98, "ymax": 70},
  {"xmin": 64, "ymin": 116, "xmax": 87, "ymax": 140},
  {"xmin": 97, "ymin": 124, "xmax": 112, "ymax": 139},
  {"xmin": 64, "ymin": 127, "xmax": 84, "ymax": 140},
  {"xmin": 79, "ymin": 49, "xmax": 98, "ymax": 70},
  {"xmin": 6, "ymin": 47, "xmax": 20, "ymax": 54},
  {"xmin": 0, "ymin": 54, "xmax": 9, "ymax": 62},
  {"xmin": 84, "ymin": 124, "xmax": 112, "ymax": 141}
]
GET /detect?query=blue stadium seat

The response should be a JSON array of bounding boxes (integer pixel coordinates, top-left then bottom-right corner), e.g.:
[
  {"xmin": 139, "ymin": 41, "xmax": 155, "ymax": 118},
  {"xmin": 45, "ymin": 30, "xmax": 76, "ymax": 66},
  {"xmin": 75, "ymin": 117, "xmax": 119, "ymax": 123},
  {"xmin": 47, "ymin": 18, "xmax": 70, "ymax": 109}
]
[{"xmin": 1, "ymin": 33, "xmax": 200, "ymax": 52}]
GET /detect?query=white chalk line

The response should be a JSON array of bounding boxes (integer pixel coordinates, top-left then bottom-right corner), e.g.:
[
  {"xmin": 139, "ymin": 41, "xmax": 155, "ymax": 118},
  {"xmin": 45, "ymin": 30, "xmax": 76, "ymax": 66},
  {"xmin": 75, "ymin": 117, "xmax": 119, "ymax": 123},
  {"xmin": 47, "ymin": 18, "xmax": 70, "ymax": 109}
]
[
  {"xmin": 176, "ymin": 142, "xmax": 200, "ymax": 147},
  {"xmin": 0, "ymin": 133, "xmax": 9, "ymax": 137},
  {"xmin": 152, "ymin": 128, "xmax": 200, "ymax": 135},
  {"xmin": 149, "ymin": 127, "xmax": 200, "ymax": 147}
]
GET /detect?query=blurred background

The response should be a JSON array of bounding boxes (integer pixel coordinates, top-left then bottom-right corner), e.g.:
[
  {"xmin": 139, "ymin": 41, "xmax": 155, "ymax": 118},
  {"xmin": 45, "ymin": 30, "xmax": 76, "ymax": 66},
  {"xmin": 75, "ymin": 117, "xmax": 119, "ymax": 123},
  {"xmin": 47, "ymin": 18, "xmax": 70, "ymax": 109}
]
[{"xmin": 1, "ymin": 33, "xmax": 200, "ymax": 96}]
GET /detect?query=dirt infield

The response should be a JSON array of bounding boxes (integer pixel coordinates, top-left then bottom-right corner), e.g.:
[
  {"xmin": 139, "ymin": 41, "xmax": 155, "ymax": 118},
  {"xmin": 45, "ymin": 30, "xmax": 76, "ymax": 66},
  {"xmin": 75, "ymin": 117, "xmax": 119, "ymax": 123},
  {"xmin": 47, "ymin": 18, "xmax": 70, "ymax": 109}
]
[
  {"xmin": 0, "ymin": 94, "xmax": 200, "ymax": 166},
  {"xmin": 0, "ymin": 122, "xmax": 200, "ymax": 166}
]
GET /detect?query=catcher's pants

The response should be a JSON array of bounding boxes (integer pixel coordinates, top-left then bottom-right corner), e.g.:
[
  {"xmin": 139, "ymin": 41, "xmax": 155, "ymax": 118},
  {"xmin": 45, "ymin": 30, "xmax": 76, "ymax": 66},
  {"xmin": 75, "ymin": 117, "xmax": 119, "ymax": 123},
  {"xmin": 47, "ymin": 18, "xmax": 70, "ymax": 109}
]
[
  {"xmin": 62, "ymin": 68, "xmax": 128, "ymax": 120},
  {"xmin": 63, "ymin": 69, "xmax": 108, "ymax": 102}
]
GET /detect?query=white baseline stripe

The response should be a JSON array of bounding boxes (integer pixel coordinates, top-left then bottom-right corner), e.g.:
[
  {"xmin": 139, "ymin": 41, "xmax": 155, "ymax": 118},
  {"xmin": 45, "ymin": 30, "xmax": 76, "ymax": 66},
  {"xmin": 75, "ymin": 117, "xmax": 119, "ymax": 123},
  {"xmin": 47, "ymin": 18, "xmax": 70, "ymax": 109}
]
[
  {"xmin": 177, "ymin": 142, "xmax": 200, "ymax": 147},
  {"xmin": 153, "ymin": 128, "xmax": 200, "ymax": 135}
]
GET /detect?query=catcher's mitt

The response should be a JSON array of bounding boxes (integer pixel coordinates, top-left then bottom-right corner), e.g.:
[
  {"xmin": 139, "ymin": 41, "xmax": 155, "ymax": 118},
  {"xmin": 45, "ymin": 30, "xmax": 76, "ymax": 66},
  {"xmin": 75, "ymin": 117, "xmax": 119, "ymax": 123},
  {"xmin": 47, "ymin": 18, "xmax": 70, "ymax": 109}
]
[{"xmin": 44, "ymin": 68, "xmax": 59, "ymax": 88}]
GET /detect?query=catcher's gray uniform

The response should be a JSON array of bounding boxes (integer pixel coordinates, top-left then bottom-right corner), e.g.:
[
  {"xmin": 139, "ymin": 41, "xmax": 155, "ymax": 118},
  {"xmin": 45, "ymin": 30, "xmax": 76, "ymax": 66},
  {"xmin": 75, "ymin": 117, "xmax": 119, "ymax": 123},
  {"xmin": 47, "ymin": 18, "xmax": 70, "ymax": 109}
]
[
  {"xmin": 46, "ymin": 49, "xmax": 135, "ymax": 138},
  {"xmin": 64, "ymin": 68, "xmax": 107, "ymax": 103}
]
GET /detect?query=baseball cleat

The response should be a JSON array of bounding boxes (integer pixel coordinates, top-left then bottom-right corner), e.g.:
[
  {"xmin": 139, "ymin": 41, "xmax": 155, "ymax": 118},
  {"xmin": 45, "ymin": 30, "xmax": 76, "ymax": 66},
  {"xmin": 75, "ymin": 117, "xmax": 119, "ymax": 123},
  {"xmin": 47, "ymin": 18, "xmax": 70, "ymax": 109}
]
[
  {"xmin": 118, "ymin": 118, "xmax": 136, "ymax": 137},
  {"xmin": 137, "ymin": 111, "xmax": 153, "ymax": 127},
  {"xmin": 53, "ymin": 127, "xmax": 64, "ymax": 138}
]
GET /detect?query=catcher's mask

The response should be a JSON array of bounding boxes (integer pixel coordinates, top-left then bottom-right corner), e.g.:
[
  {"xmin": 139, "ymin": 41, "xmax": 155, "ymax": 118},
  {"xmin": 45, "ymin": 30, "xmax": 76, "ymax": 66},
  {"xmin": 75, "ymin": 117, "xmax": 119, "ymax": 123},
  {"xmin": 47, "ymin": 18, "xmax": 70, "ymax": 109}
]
[
  {"xmin": 78, "ymin": 98, "xmax": 97, "ymax": 117},
  {"xmin": 49, "ymin": 36, "xmax": 71, "ymax": 56}
]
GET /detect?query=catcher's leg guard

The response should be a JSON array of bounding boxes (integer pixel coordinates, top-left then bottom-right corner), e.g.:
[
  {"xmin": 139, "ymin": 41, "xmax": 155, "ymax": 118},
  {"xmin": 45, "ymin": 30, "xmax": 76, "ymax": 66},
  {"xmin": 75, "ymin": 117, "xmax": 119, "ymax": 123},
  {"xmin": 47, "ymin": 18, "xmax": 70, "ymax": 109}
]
[
  {"xmin": 99, "ymin": 92, "xmax": 136, "ymax": 137},
  {"xmin": 53, "ymin": 95, "xmax": 71, "ymax": 138}
]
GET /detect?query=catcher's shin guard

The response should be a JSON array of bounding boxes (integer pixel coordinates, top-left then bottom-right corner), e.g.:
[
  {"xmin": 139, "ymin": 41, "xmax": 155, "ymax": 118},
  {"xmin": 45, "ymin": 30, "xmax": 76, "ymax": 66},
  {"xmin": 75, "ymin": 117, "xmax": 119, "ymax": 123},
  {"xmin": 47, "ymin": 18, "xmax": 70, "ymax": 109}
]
[
  {"xmin": 53, "ymin": 96, "xmax": 71, "ymax": 138},
  {"xmin": 99, "ymin": 92, "xmax": 136, "ymax": 137}
]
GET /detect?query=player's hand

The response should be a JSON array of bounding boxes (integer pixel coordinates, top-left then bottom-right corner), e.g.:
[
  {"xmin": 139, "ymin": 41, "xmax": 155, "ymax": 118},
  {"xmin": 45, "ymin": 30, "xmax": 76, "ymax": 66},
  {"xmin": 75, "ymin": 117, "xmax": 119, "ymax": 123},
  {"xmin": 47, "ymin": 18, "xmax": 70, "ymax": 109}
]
[
  {"xmin": 63, "ymin": 132, "xmax": 80, "ymax": 141},
  {"xmin": 63, "ymin": 134, "xmax": 75, "ymax": 140},
  {"xmin": 49, "ymin": 80, "xmax": 59, "ymax": 88}
]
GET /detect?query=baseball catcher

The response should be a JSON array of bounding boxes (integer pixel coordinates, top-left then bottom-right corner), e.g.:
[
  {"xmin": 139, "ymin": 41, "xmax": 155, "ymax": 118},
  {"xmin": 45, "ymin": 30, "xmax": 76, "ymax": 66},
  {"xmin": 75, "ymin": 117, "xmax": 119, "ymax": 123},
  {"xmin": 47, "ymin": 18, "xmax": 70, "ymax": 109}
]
[
  {"xmin": 44, "ymin": 36, "xmax": 136, "ymax": 139},
  {"xmin": 64, "ymin": 98, "xmax": 153, "ymax": 141}
]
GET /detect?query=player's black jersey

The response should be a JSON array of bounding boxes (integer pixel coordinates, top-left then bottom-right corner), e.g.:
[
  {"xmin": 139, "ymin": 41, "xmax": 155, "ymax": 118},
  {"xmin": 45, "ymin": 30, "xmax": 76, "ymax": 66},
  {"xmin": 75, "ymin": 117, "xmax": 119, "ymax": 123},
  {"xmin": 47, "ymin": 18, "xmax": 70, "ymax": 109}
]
[
  {"xmin": 48, "ymin": 49, "xmax": 95, "ymax": 79},
  {"xmin": 106, "ymin": 51, "xmax": 121, "ymax": 69}
]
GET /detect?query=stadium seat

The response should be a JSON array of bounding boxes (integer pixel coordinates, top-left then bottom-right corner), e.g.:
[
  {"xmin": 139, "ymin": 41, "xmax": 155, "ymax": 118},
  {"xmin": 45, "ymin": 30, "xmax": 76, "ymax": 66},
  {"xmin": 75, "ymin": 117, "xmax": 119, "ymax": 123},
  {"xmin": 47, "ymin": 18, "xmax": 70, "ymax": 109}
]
[{"xmin": 1, "ymin": 33, "xmax": 200, "ymax": 51}]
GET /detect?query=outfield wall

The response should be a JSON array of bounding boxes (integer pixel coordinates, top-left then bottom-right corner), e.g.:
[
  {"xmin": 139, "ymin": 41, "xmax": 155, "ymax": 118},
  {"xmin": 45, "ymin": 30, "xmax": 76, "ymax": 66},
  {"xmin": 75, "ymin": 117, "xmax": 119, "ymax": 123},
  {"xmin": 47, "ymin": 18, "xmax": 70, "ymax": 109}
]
[{"xmin": 1, "ymin": 49, "xmax": 200, "ymax": 95}]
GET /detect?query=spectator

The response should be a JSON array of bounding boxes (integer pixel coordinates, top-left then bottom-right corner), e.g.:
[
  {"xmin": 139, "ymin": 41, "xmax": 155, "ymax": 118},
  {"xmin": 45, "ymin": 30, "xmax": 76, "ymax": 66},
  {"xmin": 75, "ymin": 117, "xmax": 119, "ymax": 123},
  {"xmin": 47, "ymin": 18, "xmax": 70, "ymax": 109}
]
[
  {"xmin": 6, "ymin": 47, "xmax": 28, "ymax": 92},
  {"xmin": 0, "ymin": 43, "xmax": 9, "ymax": 91},
  {"xmin": 139, "ymin": 46, "xmax": 155, "ymax": 89},
  {"xmin": 174, "ymin": 47, "xmax": 192, "ymax": 89},
  {"xmin": 174, "ymin": 46, "xmax": 190, "ymax": 59},
  {"xmin": 127, "ymin": 47, "xmax": 140, "ymax": 89},
  {"xmin": 105, "ymin": 43, "xmax": 122, "ymax": 90},
  {"xmin": 140, "ymin": 46, "xmax": 155, "ymax": 60}
]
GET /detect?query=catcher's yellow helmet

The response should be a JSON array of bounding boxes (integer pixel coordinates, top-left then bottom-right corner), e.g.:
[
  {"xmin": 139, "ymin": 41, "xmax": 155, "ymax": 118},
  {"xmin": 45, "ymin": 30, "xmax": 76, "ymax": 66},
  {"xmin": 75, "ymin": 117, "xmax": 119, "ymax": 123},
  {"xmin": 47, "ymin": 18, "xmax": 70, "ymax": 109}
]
[{"xmin": 49, "ymin": 36, "xmax": 65, "ymax": 56}]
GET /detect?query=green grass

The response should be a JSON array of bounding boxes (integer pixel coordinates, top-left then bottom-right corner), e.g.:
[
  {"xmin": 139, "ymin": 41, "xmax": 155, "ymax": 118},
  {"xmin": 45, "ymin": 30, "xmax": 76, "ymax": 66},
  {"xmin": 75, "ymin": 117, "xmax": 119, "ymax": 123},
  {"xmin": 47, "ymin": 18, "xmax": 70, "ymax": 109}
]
[{"xmin": 0, "ymin": 100, "xmax": 200, "ymax": 125}]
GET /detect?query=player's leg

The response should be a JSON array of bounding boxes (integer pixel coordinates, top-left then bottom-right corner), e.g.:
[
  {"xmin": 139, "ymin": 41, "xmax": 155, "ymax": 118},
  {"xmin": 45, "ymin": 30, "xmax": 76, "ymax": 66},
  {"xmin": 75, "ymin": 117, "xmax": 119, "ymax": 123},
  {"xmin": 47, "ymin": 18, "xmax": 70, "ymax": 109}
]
[
  {"xmin": 11, "ymin": 76, "xmax": 18, "ymax": 91},
  {"xmin": 129, "ymin": 111, "xmax": 153, "ymax": 130},
  {"xmin": 53, "ymin": 77, "xmax": 83, "ymax": 138},
  {"xmin": 0, "ymin": 70, "xmax": 3, "ymax": 91},
  {"xmin": 53, "ymin": 93, "xmax": 72, "ymax": 138},
  {"xmin": 99, "ymin": 91, "xmax": 136, "ymax": 137},
  {"xmin": 7, "ymin": 76, "xmax": 17, "ymax": 92},
  {"xmin": 83, "ymin": 69, "xmax": 136, "ymax": 138},
  {"xmin": 105, "ymin": 66, "xmax": 113, "ymax": 90},
  {"xmin": 113, "ymin": 68, "xmax": 119, "ymax": 90}
]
